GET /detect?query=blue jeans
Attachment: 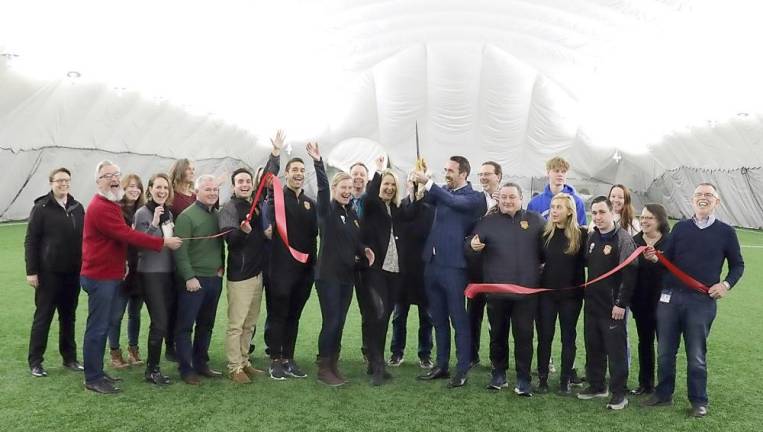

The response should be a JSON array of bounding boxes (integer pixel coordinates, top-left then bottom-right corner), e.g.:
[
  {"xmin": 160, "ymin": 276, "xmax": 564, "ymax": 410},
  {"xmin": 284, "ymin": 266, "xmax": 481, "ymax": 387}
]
[
  {"xmin": 390, "ymin": 303, "xmax": 433, "ymax": 359},
  {"xmin": 108, "ymin": 291, "xmax": 142, "ymax": 349},
  {"xmin": 315, "ymin": 279, "xmax": 354, "ymax": 357},
  {"xmin": 655, "ymin": 287, "xmax": 717, "ymax": 406},
  {"xmin": 175, "ymin": 276, "xmax": 223, "ymax": 376},
  {"xmin": 424, "ymin": 263, "xmax": 471, "ymax": 373},
  {"xmin": 81, "ymin": 276, "xmax": 122, "ymax": 384}
]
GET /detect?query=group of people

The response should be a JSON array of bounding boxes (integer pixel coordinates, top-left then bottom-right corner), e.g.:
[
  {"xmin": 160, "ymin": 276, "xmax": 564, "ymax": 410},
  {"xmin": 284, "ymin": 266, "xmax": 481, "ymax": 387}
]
[{"xmin": 23, "ymin": 133, "xmax": 744, "ymax": 418}]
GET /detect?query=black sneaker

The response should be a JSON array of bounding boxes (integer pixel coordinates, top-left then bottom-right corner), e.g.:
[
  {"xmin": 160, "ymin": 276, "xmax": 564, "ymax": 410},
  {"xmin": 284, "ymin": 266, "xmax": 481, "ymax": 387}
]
[
  {"xmin": 447, "ymin": 370, "xmax": 468, "ymax": 388},
  {"xmin": 536, "ymin": 377, "xmax": 549, "ymax": 394},
  {"xmin": 690, "ymin": 405, "xmax": 708, "ymax": 418},
  {"xmin": 269, "ymin": 360, "xmax": 287, "ymax": 380},
  {"xmin": 85, "ymin": 379, "xmax": 120, "ymax": 394},
  {"xmin": 570, "ymin": 368, "xmax": 585, "ymax": 387},
  {"xmin": 31, "ymin": 365, "xmax": 48, "ymax": 377},
  {"xmin": 419, "ymin": 357, "xmax": 433, "ymax": 369},
  {"xmin": 642, "ymin": 394, "xmax": 673, "ymax": 407},
  {"xmin": 514, "ymin": 383, "xmax": 533, "ymax": 397},
  {"xmin": 284, "ymin": 360, "xmax": 307, "ymax": 378},
  {"xmin": 606, "ymin": 394, "xmax": 629, "ymax": 410},
  {"xmin": 145, "ymin": 369, "xmax": 172, "ymax": 385},
  {"xmin": 388, "ymin": 355, "xmax": 403, "ymax": 367},
  {"xmin": 486, "ymin": 369, "xmax": 508, "ymax": 390},
  {"xmin": 577, "ymin": 387, "xmax": 609, "ymax": 400},
  {"xmin": 63, "ymin": 361, "xmax": 84, "ymax": 371},
  {"xmin": 558, "ymin": 380, "xmax": 573, "ymax": 396}
]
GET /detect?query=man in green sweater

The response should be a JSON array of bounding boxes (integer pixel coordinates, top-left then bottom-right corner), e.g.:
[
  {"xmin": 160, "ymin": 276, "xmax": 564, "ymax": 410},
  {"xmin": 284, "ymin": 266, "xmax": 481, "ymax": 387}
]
[{"xmin": 174, "ymin": 174, "xmax": 225, "ymax": 385}]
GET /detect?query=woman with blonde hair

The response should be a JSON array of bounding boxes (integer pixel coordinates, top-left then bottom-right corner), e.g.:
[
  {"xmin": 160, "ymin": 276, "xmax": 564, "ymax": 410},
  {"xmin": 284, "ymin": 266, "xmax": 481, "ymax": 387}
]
[
  {"xmin": 537, "ymin": 193, "xmax": 587, "ymax": 394},
  {"xmin": 306, "ymin": 142, "xmax": 374, "ymax": 386}
]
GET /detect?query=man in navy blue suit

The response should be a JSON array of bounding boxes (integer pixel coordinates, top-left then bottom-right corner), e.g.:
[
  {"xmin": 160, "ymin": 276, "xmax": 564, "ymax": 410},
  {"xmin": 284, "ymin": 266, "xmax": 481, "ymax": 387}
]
[{"xmin": 412, "ymin": 156, "xmax": 486, "ymax": 388}]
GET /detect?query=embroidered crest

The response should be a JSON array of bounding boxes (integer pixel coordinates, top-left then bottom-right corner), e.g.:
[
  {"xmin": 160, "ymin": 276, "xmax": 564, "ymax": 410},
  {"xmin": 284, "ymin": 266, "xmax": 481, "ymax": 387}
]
[
  {"xmin": 603, "ymin": 245, "xmax": 612, "ymax": 255},
  {"xmin": 303, "ymin": 201, "xmax": 311, "ymax": 210},
  {"xmin": 520, "ymin": 220, "xmax": 529, "ymax": 230},
  {"xmin": 589, "ymin": 242, "xmax": 595, "ymax": 253}
]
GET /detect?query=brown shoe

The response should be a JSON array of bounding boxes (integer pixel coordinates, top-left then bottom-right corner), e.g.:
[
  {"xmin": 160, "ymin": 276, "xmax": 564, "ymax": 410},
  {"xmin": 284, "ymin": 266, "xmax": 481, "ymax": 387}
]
[
  {"xmin": 182, "ymin": 373, "xmax": 202, "ymax": 385},
  {"xmin": 110, "ymin": 349, "xmax": 129, "ymax": 369},
  {"xmin": 243, "ymin": 365, "xmax": 265, "ymax": 379},
  {"xmin": 230, "ymin": 370, "xmax": 251, "ymax": 384},
  {"xmin": 331, "ymin": 354, "xmax": 347, "ymax": 383},
  {"xmin": 317, "ymin": 357, "xmax": 344, "ymax": 387},
  {"xmin": 127, "ymin": 346, "xmax": 144, "ymax": 365}
]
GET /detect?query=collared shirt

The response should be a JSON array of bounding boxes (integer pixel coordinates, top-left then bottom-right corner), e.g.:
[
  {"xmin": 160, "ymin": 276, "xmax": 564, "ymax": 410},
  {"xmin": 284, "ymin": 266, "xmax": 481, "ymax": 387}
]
[
  {"xmin": 692, "ymin": 214, "xmax": 716, "ymax": 230},
  {"xmin": 484, "ymin": 190, "xmax": 497, "ymax": 214},
  {"xmin": 424, "ymin": 179, "xmax": 467, "ymax": 193},
  {"xmin": 194, "ymin": 200, "xmax": 215, "ymax": 214}
]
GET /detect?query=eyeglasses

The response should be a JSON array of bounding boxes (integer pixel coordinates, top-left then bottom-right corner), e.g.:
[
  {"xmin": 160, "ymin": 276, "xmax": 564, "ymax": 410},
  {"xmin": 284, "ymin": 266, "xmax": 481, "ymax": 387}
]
[
  {"xmin": 693, "ymin": 192, "xmax": 717, "ymax": 199},
  {"xmin": 99, "ymin": 172, "xmax": 122, "ymax": 180},
  {"xmin": 639, "ymin": 215, "xmax": 655, "ymax": 221},
  {"xmin": 51, "ymin": 179, "xmax": 71, "ymax": 184}
]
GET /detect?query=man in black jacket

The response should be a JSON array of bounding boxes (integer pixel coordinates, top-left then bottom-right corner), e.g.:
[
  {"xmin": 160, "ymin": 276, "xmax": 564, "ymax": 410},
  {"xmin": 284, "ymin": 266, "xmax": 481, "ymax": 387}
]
[
  {"xmin": 219, "ymin": 139, "xmax": 280, "ymax": 384},
  {"xmin": 25, "ymin": 167, "xmax": 86, "ymax": 377},
  {"xmin": 468, "ymin": 182, "xmax": 544, "ymax": 396},
  {"xmin": 266, "ymin": 155, "xmax": 318, "ymax": 380},
  {"xmin": 577, "ymin": 196, "xmax": 637, "ymax": 410}
]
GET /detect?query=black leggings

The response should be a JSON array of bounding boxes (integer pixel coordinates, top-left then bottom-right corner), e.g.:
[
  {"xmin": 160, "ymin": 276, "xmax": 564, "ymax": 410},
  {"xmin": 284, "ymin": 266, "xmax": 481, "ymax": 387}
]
[
  {"xmin": 141, "ymin": 272, "xmax": 174, "ymax": 369},
  {"xmin": 536, "ymin": 293, "xmax": 583, "ymax": 383},
  {"xmin": 358, "ymin": 269, "xmax": 400, "ymax": 369}
]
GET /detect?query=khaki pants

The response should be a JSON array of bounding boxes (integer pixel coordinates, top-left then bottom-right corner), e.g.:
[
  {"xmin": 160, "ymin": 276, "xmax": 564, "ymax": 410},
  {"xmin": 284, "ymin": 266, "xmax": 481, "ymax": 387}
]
[{"xmin": 225, "ymin": 274, "xmax": 263, "ymax": 372}]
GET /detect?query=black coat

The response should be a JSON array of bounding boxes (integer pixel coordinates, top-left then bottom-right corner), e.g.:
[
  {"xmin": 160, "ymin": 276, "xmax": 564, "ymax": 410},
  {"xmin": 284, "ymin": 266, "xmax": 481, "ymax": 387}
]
[
  {"xmin": 397, "ymin": 196, "xmax": 434, "ymax": 305},
  {"xmin": 314, "ymin": 159, "xmax": 367, "ymax": 284},
  {"xmin": 361, "ymin": 172, "xmax": 420, "ymax": 273},
  {"xmin": 631, "ymin": 232, "xmax": 668, "ymax": 315},
  {"xmin": 24, "ymin": 191, "xmax": 85, "ymax": 275}
]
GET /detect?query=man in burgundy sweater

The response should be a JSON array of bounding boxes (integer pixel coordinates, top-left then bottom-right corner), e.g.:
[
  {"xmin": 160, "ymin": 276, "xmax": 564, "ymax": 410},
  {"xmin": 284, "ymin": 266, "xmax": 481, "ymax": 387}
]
[{"xmin": 80, "ymin": 161, "xmax": 182, "ymax": 394}]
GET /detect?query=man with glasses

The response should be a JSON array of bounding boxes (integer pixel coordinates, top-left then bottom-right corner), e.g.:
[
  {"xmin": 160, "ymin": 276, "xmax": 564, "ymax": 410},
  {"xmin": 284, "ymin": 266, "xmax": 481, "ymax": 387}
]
[
  {"xmin": 25, "ymin": 168, "xmax": 85, "ymax": 378},
  {"xmin": 643, "ymin": 183, "xmax": 744, "ymax": 417},
  {"xmin": 80, "ymin": 161, "xmax": 182, "ymax": 394}
]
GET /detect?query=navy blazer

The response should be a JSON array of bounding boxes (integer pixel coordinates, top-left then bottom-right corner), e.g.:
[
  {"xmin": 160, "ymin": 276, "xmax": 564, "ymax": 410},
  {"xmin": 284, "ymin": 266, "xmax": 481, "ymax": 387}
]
[{"xmin": 421, "ymin": 181, "xmax": 486, "ymax": 269}]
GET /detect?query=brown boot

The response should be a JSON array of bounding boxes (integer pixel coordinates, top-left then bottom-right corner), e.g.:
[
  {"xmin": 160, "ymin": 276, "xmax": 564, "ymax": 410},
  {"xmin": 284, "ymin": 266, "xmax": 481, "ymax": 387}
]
[
  {"xmin": 230, "ymin": 369, "xmax": 251, "ymax": 384},
  {"xmin": 330, "ymin": 354, "xmax": 347, "ymax": 384},
  {"xmin": 127, "ymin": 346, "xmax": 144, "ymax": 365},
  {"xmin": 317, "ymin": 357, "xmax": 344, "ymax": 387},
  {"xmin": 110, "ymin": 349, "xmax": 129, "ymax": 369}
]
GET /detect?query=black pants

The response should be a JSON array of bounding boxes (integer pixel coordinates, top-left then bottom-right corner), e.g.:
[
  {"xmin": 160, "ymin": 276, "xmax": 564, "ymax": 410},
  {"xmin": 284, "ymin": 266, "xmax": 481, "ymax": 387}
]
[
  {"xmin": 354, "ymin": 270, "xmax": 370, "ymax": 358},
  {"xmin": 141, "ymin": 272, "xmax": 173, "ymax": 370},
  {"xmin": 467, "ymin": 294, "xmax": 487, "ymax": 362},
  {"xmin": 262, "ymin": 269, "xmax": 272, "ymax": 355},
  {"xmin": 267, "ymin": 266, "xmax": 313, "ymax": 359},
  {"xmin": 487, "ymin": 296, "xmax": 536, "ymax": 385},
  {"xmin": 536, "ymin": 293, "xmax": 582, "ymax": 383},
  {"xmin": 631, "ymin": 303, "xmax": 657, "ymax": 390},
  {"xmin": 28, "ymin": 271, "xmax": 80, "ymax": 367},
  {"xmin": 316, "ymin": 279, "xmax": 354, "ymax": 357},
  {"xmin": 358, "ymin": 269, "xmax": 399, "ymax": 369},
  {"xmin": 584, "ymin": 312, "xmax": 628, "ymax": 397},
  {"xmin": 166, "ymin": 273, "xmax": 182, "ymax": 352}
]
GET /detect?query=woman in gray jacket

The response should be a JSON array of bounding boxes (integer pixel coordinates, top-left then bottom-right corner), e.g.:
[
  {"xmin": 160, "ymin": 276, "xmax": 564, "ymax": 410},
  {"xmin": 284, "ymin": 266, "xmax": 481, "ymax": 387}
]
[{"xmin": 134, "ymin": 173, "xmax": 176, "ymax": 385}]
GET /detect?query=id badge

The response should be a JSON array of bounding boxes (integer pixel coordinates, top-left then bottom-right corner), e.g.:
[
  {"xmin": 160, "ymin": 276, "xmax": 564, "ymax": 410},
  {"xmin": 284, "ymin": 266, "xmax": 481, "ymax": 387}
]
[{"xmin": 659, "ymin": 291, "xmax": 672, "ymax": 304}]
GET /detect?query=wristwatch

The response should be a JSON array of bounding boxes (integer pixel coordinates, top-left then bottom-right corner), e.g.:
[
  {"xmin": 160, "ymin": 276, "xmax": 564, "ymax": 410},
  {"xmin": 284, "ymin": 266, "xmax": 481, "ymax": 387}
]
[{"xmin": 722, "ymin": 281, "xmax": 731, "ymax": 290}]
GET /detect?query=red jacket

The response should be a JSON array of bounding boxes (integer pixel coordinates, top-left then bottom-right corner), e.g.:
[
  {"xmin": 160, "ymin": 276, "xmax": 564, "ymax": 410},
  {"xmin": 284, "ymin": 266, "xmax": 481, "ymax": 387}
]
[{"xmin": 81, "ymin": 194, "xmax": 164, "ymax": 280}]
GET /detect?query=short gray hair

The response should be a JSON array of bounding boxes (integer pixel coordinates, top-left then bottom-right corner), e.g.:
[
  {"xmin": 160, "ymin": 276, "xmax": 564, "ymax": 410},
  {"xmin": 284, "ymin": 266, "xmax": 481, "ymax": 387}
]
[
  {"xmin": 95, "ymin": 160, "xmax": 118, "ymax": 181},
  {"xmin": 194, "ymin": 174, "xmax": 217, "ymax": 191}
]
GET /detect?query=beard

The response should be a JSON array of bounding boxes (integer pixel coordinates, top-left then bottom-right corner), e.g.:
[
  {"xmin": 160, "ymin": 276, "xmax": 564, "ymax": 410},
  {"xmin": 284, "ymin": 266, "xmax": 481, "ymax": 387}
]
[{"xmin": 100, "ymin": 188, "xmax": 125, "ymax": 202}]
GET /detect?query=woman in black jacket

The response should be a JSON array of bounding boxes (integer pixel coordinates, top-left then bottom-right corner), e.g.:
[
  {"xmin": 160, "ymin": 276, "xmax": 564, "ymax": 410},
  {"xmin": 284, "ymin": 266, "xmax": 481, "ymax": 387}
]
[
  {"xmin": 537, "ymin": 192, "xmax": 587, "ymax": 394},
  {"xmin": 358, "ymin": 155, "xmax": 420, "ymax": 385},
  {"xmin": 630, "ymin": 203, "xmax": 669, "ymax": 395},
  {"xmin": 25, "ymin": 167, "xmax": 85, "ymax": 377},
  {"xmin": 307, "ymin": 143, "xmax": 374, "ymax": 387}
]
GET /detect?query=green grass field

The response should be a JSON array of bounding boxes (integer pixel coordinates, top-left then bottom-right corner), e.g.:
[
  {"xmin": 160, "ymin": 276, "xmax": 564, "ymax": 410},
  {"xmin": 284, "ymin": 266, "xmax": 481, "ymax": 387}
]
[{"xmin": 0, "ymin": 223, "xmax": 761, "ymax": 432}]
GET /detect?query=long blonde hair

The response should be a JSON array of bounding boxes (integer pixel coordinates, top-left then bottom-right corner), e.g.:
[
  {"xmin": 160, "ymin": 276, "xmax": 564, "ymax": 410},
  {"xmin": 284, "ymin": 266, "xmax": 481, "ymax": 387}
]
[{"xmin": 543, "ymin": 193, "xmax": 582, "ymax": 255}]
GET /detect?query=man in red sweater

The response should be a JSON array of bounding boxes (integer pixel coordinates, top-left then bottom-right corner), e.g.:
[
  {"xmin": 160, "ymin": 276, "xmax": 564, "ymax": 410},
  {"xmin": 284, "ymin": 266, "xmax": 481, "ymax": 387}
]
[{"xmin": 80, "ymin": 160, "xmax": 182, "ymax": 394}]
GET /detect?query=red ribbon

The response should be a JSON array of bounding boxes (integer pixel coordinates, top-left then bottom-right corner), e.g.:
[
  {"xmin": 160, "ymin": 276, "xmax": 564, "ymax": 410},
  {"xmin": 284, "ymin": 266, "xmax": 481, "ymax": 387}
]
[
  {"xmin": 247, "ymin": 172, "xmax": 309, "ymax": 264},
  {"xmin": 465, "ymin": 245, "xmax": 709, "ymax": 298}
]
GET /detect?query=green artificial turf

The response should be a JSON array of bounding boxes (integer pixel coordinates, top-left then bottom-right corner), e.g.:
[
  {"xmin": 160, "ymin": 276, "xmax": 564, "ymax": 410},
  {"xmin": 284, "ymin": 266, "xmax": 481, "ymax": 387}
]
[{"xmin": 0, "ymin": 222, "xmax": 761, "ymax": 431}]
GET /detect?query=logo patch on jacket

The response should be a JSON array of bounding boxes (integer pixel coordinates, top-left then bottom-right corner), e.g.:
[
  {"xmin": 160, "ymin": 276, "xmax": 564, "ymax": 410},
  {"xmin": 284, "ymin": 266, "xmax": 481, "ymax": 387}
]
[
  {"xmin": 589, "ymin": 242, "xmax": 596, "ymax": 253},
  {"xmin": 354, "ymin": 220, "xmax": 359, "ymax": 228},
  {"xmin": 603, "ymin": 245, "xmax": 612, "ymax": 255},
  {"xmin": 303, "ymin": 201, "xmax": 311, "ymax": 210},
  {"xmin": 520, "ymin": 220, "xmax": 529, "ymax": 230}
]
